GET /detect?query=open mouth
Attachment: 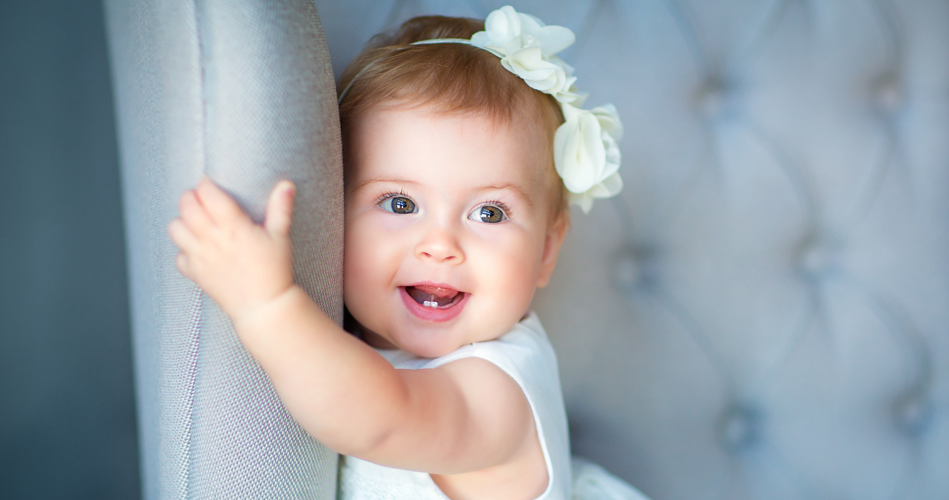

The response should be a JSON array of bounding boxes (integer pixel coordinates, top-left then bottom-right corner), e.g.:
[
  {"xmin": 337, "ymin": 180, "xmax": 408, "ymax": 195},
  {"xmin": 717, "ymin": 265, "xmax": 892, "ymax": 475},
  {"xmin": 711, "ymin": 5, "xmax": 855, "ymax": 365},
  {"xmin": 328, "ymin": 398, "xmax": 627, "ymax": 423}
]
[
  {"xmin": 404, "ymin": 285, "xmax": 463, "ymax": 309},
  {"xmin": 399, "ymin": 284, "xmax": 469, "ymax": 323}
]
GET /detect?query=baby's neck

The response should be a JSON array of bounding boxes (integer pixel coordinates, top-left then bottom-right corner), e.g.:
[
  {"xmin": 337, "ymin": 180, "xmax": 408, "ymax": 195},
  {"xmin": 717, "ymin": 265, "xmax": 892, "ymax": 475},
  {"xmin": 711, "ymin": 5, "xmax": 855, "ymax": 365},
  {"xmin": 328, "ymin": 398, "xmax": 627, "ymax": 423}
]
[{"xmin": 358, "ymin": 326, "xmax": 399, "ymax": 350}]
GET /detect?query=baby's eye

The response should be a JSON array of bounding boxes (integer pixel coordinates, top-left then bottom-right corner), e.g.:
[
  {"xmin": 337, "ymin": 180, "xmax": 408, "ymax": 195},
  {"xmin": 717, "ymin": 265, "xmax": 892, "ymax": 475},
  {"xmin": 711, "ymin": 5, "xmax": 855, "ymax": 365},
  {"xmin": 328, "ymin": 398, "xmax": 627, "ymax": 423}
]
[
  {"xmin": 468, "ymin": 204, "xmax": 507, "ymax": 223},
  {"xmin": 380, "ymin": 195, "xmax": 417, "ymax": 214}
]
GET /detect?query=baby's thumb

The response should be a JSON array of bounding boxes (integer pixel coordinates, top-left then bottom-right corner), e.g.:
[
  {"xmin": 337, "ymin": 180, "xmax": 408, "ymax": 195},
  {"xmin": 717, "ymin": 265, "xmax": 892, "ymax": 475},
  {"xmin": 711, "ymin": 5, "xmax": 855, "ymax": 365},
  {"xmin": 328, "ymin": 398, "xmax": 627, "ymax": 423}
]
[{"xmin": 265, "ymin": 180, "xmax": 296, "ymax": 238}]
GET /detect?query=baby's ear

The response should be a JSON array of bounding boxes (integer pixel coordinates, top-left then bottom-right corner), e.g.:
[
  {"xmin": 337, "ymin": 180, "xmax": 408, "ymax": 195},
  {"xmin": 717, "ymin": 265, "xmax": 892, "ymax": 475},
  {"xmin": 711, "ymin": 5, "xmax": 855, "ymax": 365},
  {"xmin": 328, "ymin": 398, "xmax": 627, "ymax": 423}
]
[{"xmin": 536, "ymin": 214, "xmax": 569, "ymax": 288}]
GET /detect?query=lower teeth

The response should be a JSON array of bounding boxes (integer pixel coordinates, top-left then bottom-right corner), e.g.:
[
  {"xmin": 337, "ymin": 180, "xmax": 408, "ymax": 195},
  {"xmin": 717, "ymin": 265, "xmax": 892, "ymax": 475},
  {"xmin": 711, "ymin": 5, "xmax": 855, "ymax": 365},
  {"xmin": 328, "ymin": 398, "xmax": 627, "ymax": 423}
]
[
  {"xmin": 423, "ymin": 294, "xmax": 442, "ymax": 308},
  {"xmin": 408, "ymin": 288, "xmax": 458, "ymax": 308},
  {"xmin": 422, "ymin": 293, "xmax": 453, "ymax": 308}
]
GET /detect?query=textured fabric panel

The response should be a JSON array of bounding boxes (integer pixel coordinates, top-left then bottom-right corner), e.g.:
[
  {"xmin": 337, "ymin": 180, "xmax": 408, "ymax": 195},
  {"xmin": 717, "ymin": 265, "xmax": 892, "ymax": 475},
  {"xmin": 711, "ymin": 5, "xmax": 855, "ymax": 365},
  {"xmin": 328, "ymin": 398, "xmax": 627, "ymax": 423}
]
[{"xmin": 105, "ymin": 0, "xmax": 342, "ymax": 498}]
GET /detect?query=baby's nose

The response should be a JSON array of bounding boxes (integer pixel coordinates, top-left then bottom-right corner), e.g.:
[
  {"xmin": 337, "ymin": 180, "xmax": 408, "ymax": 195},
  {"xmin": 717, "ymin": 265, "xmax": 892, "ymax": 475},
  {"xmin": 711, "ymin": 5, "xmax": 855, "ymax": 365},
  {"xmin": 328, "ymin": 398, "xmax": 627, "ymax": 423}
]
[{"xmin": 414, "ymin": 227, "xmax": 465, "ymax": 264}]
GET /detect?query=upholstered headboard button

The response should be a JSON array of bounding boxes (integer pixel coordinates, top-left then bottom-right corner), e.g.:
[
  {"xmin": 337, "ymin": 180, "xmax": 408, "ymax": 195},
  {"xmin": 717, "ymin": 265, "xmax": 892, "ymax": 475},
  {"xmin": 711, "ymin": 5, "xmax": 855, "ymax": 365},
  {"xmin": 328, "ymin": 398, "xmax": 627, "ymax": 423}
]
[
  {"xmin": 894, "ymin": 389, "xmax": 934, "ymax": 438},
  {"xmin": 694, "ymin": 73, "xmax": 738, "ymax": 121},
  {"xmin": 719, "ymin": 403, "xmax": 762, "ymax": 454}
]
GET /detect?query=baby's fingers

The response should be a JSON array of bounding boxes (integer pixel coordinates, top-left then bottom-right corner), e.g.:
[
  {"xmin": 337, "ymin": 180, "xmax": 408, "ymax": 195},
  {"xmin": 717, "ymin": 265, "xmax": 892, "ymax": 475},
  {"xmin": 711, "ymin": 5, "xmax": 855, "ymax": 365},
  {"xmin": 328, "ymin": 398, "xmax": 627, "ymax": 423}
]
[
  {"xmin": 195, "ymin": 176, "xmax": 251, "ymax": 226},
  {"xmin": 265, "ymin": 181, "xmax": 296, "ymax": 238},
  {"xmin": 174, "ymin": 251, "xmax": 195, "ymax": 281},
  {"xmin": 167, "ymin": 218, "xmax": 199, "ymax": 253},
  {"xmin": 178, "ymin": 190, "xmax": 213, "ymax": 235}
]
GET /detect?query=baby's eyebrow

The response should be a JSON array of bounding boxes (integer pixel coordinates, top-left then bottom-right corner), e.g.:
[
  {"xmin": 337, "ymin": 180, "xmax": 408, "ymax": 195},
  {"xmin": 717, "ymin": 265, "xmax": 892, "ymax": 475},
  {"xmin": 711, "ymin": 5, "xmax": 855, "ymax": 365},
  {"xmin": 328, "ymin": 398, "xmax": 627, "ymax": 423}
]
[
  {"xmin": 476, "ymin": 183, "xmax": 534, "ymax": 208},
  {"xmin": 350, "ymin": 177, "xmax": 420, "ymax": 194}
]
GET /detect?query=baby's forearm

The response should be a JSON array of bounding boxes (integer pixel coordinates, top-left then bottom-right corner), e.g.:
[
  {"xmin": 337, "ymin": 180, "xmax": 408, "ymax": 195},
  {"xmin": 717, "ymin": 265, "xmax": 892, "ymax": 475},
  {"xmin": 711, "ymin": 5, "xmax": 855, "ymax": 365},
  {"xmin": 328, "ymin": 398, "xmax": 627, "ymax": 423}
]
[
  {"xmin": 168, "ymin": 179, "xmax": 414, "ymax": 455},
  {"xmin": 232, "ymin": 285, "xmax": 410, "ymax": 455}
]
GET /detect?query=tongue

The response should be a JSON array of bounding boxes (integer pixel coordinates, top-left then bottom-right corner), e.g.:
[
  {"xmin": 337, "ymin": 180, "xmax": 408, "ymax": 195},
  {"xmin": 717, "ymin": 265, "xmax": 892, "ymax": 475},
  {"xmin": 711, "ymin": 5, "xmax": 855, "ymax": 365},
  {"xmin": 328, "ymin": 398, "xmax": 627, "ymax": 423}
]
[
  {"xmin": 412, "ymin": 285, "xmax": 458, "ymax": 298},
  {"xmin": 406, "ymin": 285, "xmax": 460, "ymax": 308}
]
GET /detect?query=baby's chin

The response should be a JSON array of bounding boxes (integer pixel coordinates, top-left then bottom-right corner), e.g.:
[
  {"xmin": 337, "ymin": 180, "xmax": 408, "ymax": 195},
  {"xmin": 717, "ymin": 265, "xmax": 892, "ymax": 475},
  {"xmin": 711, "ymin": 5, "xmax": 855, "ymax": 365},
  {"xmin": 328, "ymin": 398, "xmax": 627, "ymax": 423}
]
[
  {"xmin": 388, "ymin": 327, "xmax": 473, "ymax": 359},
  {"xmin": 356, "ymin": 321, "xmax": 504, "ymax": 358}
]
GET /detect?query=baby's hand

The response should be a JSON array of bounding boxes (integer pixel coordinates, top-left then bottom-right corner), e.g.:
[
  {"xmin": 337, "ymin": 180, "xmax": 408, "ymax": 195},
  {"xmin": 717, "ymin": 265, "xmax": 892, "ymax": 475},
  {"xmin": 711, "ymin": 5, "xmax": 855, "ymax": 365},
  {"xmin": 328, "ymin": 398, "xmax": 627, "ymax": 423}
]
[{"xmin": 168, "ymin": 177, "xmax": 297, "ymax": 323}]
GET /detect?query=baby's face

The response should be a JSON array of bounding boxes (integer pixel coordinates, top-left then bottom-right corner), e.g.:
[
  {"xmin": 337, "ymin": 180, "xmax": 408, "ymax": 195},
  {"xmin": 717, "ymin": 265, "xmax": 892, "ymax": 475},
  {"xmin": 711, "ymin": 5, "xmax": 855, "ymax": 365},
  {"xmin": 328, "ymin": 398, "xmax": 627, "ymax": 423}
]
[{"xmin": 343, "ymin": 104, "xmax": 564, "ymax": 358}]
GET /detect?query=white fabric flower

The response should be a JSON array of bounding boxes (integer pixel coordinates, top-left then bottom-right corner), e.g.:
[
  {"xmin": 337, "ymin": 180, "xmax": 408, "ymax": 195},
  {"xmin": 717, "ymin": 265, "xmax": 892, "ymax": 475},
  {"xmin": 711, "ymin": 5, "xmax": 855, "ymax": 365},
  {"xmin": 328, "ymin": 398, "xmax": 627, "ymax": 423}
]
[
  {"xmin": 569, "ymin": 172, "xmax": 623, "ymax": 213},
  {"xmin": 590, "ymin": 104, "xmax": 623, "ymax": 142},
  {"xmin": 469, "ymin": 6, "xmax": 582, "ymax": 104},
  {"xmin": 515, "ymin": 12, "xmax": 574, "ymax": 57},
  {"xmin": 501, "ymin": 47, "xmax": 575, "ymax": 96},
  {"xmin": 554, "ymin": 104, "xmax": 622, "ymax": 189},
  {"xmin": 471, "ymin": 6, "xmax": 574, "ymax": 58},
  {"xmin": 470, "ymin": 6, "xmax": 521, "ymax": 52}
]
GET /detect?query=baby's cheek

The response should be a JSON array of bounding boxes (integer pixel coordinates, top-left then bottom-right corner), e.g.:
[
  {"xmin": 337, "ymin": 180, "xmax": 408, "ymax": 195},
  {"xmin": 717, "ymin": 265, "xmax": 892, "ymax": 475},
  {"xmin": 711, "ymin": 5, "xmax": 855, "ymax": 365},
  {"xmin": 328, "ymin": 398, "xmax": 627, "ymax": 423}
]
[
  {"xmin": 342, "ymin": 222, "xmax": 378, "ymax": 300},
  {"xmin": 343, "ymin": 217, "xmax": 405, "ymax": 306},
  {"xmin": 488, "ymin": 238, "xmax": 543, "ymax": 301}
]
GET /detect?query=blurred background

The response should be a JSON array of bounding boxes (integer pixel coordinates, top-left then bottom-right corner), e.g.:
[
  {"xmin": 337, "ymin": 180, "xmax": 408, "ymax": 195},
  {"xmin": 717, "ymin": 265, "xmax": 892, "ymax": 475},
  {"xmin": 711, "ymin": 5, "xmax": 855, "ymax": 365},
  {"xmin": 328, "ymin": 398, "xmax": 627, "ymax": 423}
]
[
  {"xmin": 3, "ymin": 0, "xmax": 948, "ymax": 499},
  {"xmin": 0, "ymin": 1, "xmax": 140, "ymax": 498}
]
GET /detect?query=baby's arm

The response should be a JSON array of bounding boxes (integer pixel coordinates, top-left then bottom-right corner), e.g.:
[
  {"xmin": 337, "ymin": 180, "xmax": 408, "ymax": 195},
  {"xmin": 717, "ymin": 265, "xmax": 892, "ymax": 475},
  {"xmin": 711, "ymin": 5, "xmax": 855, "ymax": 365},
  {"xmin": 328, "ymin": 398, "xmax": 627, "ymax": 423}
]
[{"xmin": 167, "ymin": 178, "xmax": 540, "ymax": 477}]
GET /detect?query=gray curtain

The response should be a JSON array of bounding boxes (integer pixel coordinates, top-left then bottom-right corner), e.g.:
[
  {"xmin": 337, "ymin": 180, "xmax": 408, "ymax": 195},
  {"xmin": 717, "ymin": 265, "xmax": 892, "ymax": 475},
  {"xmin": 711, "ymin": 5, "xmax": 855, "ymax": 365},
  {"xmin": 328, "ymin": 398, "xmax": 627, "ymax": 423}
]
[{"xmin": 105, "ymin": 1, "xmax": 343, "ymax": 498}]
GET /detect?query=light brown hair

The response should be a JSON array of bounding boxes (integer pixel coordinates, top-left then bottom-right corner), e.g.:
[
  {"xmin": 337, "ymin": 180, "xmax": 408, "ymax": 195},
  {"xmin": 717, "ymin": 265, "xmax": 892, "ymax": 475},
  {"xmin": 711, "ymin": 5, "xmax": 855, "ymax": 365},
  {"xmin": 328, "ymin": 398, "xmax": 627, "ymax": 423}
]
[{"xmin": 337, "ymin": 15, "xmax": 569, "ymax": 222}]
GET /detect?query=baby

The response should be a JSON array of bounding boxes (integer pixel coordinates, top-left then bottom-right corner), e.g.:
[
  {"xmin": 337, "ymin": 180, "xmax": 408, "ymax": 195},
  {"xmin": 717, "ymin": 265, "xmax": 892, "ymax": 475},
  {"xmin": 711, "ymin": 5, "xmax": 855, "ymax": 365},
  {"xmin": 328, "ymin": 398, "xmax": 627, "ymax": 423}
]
[{"xmin": 168, "ymin": 6, "xmax": 641, "ymax": 500}]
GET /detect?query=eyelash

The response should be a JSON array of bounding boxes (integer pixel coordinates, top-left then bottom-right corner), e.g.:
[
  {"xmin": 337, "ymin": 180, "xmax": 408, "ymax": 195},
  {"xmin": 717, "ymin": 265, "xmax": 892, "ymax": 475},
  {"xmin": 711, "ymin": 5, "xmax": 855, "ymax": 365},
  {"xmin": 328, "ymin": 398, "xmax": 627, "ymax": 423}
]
[
  {"xmin": 375, "ymin": 190, "xmax": 410, "ymax": 205},
  {"xmin": 376, "ymin": 190, "xmax": 418, "ymax": 215},
  {"xmin": 476, "ymin": 199, "xmax": 512, "ymax": 218}
]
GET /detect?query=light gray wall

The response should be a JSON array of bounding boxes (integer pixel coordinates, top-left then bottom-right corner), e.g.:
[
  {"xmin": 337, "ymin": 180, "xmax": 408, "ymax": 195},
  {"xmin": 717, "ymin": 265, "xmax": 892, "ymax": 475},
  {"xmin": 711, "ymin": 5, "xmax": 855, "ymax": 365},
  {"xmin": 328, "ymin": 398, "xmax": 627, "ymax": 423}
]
[{"xmin": 0, "ymin": 1, "xmax": 139, "ymax": 498}]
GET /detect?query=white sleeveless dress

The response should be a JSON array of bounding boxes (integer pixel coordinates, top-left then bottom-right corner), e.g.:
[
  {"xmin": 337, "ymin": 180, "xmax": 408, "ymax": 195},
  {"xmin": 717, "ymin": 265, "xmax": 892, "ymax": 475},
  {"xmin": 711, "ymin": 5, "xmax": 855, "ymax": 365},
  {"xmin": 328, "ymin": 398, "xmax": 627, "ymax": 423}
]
[{"xmin": 338, "ymin": 313, "xmax": 650, "ymax": 500}]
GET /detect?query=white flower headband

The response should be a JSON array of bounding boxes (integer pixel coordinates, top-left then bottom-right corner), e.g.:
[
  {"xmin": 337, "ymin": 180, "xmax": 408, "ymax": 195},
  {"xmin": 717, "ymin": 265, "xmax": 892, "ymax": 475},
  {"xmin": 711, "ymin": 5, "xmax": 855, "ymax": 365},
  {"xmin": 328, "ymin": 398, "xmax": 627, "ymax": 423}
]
[{"xmin": 339, "ymin": 5, "xmax": 623, "ymax": 213}]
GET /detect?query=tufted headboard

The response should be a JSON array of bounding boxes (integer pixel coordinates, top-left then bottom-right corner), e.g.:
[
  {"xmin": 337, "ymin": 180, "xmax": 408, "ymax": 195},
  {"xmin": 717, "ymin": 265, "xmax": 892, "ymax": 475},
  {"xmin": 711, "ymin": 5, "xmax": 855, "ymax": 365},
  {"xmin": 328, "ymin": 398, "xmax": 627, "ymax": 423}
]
[{"xmin": 316, "ymin": 1, "xmax": 949, "ymax": 499}]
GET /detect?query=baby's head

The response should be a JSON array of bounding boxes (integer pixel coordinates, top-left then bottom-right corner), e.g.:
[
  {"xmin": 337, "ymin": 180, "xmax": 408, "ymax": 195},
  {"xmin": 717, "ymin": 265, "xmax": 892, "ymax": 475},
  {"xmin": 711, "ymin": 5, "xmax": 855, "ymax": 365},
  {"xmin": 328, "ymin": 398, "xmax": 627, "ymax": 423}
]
[
  {"xmin": 338, "ymin": 15, "xmax": 569, "ymax": 224},
  {"xmin": 337, "ymin": 12, "xmax": 616, "ymax": 358}
]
